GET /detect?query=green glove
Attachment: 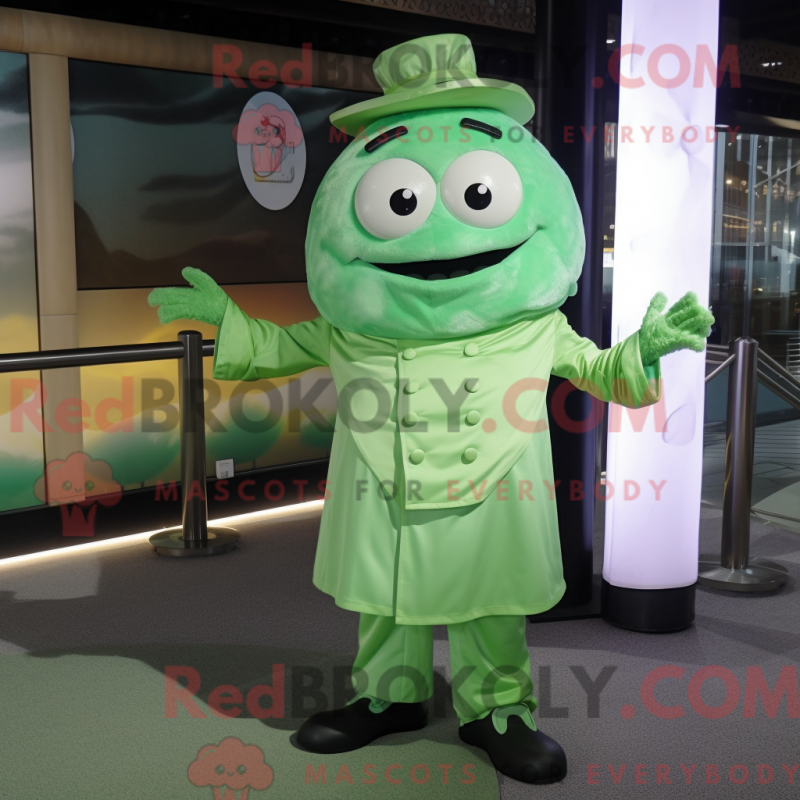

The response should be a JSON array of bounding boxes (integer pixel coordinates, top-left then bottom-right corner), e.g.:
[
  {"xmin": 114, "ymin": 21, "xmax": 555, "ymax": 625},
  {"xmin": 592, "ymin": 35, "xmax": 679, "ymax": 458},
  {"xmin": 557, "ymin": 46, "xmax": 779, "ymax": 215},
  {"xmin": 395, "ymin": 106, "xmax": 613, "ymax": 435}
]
[
  {"xmin": 148, "ymin": 267, "xmax": 228, "ymax": 326},
  {"xmin": 638, "ymin": 291, "xmax": 715, "ymax": 367}
]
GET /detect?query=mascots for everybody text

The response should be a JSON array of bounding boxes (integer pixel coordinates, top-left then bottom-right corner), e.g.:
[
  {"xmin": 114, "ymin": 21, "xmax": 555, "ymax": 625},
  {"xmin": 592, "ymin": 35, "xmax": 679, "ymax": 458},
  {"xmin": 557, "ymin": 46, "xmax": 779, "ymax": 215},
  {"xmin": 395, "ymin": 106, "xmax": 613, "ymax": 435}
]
[{"xmin": 149, "ymin": 35, "xmax": 713, "ymax": 784}]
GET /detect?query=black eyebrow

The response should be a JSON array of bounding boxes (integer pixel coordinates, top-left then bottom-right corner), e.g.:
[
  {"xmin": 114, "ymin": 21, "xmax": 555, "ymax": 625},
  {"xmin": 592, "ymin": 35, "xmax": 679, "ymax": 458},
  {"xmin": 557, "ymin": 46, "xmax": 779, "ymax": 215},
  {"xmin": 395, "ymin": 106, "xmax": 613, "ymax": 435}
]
[
  {"xmin": 364, "ymin": 126, "xmax": 409, "ymax": 153},
  {"xmin": 460, "ymin": 117, "xmax": 502, "ymax": 139}
]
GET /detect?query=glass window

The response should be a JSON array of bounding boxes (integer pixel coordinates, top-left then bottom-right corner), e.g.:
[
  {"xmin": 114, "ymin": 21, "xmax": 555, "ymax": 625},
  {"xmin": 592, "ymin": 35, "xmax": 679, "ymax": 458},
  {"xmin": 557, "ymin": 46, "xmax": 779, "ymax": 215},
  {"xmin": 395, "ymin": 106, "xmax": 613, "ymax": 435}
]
[
  {"xmin": 704, "ymin": 130, "xmax": 800, "ymax": 522},
  {"xmin": 710, "ymin": 131, "xmax": 800, "ymax": 363}
]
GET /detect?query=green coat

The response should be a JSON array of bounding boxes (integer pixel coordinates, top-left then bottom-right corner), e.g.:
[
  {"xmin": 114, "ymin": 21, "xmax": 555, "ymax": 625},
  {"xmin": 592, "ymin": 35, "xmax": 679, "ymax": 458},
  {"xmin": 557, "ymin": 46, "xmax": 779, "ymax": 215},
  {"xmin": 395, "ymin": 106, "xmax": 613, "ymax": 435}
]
[{"xmin": 213, "ymin": 299, "xmax": 660, "ymax": 625}]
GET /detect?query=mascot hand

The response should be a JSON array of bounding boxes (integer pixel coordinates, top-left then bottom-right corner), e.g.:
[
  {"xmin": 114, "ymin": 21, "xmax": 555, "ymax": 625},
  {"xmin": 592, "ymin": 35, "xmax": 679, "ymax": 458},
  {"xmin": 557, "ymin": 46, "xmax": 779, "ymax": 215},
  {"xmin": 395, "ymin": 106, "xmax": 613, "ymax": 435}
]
[
  {"xmin": 148, "ymin": 267, "xmax": 228, "ymax": 326},
  {"xmin": 638, "ymin": 291, "xmax": 714, "ymax": 366}
]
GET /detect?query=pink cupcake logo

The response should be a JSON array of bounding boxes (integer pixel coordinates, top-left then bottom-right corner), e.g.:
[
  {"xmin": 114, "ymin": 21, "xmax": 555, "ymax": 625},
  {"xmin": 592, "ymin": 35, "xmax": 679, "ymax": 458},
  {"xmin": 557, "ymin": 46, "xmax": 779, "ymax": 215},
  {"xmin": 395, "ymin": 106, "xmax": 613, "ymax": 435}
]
[
  {"xmin": 235, "ymin": 92, "xmax": 306, "ymax": 210},
  {"xmin": 188, "ymin": 737, "xmax": 273, "ymax": 799},
  {"xmin": 234, "ymin": 105, "xmax": 303, "ymax": 183}
]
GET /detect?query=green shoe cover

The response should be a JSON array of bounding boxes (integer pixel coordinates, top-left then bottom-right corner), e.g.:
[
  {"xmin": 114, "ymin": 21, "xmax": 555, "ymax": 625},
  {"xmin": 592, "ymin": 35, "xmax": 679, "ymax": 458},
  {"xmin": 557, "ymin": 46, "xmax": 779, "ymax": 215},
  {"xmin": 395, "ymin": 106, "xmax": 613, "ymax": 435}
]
[
  {"xmin": 346, "ymin": 693, "xmax": 392, "ymax": 714},
  {"xmin": 491, "ymin": 703, "xmax": 538, "ymax": 734}
]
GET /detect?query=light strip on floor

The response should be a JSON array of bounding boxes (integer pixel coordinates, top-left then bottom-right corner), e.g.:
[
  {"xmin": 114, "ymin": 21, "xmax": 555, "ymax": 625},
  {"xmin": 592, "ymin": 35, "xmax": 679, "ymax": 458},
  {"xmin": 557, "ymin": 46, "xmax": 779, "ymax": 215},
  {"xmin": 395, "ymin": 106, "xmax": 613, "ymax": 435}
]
[
  {"xmin": 0, "ymin": 499, "xmax": 325, "ymax": 569},
  {"xmin": 213, "ymin": 498, "xmax": 324, "ymax": 527}
]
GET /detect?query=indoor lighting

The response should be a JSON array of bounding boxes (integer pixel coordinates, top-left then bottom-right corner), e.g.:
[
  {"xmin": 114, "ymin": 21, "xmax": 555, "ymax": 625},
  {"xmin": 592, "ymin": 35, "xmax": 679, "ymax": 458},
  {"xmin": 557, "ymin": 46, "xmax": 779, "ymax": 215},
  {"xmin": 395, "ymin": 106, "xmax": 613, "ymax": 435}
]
[
  {"xmin": 604, "ymin": 0, "xmax": 718, "ymax": 628},
  {"xmin": 0, "ymin": 499, "xmax": 325, "ymax": 568}
]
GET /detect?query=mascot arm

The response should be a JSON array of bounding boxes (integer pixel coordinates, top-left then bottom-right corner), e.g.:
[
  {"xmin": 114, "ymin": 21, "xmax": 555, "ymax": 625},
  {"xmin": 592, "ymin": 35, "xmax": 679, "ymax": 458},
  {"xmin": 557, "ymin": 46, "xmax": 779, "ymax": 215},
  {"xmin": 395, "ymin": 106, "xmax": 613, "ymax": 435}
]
[
  {"xmin": 550, "ymin": 310, "xmax": 661, "ymax": 409},
  {"xmin": 212, "ymin": 299, "xmax": 332, "ymax": 382},
  {"xmin": 147, "ymin": 267, "xmax": 331, "ymax": 382}
]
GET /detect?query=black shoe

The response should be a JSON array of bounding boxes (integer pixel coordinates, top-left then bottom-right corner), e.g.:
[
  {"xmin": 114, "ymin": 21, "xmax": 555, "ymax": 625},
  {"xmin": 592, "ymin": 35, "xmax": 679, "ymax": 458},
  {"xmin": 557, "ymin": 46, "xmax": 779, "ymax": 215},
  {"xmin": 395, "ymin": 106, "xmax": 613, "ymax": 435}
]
[
  {"xmin": 459, "ymin": 711, "xmax": 567, "ymax": 784},
  {"xmin": 296, "ymin": 698, "xmax": 427, "ymax": 754}
]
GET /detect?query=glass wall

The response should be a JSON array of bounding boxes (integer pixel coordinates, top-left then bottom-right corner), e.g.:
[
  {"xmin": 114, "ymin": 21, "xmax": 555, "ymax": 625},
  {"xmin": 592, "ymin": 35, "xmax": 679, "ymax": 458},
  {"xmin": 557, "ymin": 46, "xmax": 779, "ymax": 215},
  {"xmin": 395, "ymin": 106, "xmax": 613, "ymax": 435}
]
[
  {"xmin": 704, "ymin": 130, "xmax": 800, "ymax": 523},
  {"xmin": 710, "ymin": 131, "xmax": 800, "ymax": 362}
]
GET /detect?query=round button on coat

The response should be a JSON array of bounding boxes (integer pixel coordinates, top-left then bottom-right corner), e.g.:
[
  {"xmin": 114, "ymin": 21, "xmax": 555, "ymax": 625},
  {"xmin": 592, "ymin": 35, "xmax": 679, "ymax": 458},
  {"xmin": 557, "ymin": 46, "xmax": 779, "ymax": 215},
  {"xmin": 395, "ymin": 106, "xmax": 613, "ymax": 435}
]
[
  {"xmin": 403, "ymin": 412, "xmax": 419, "ymax": 426},
  {"xmin": 402, "ymin": 348, "xmax": 417, "ymax": 360},
  {"xmin": 409, "ymin": 448, "xmax": 425, "ymax": 464},
  {"xmin": 463, "ymin": 447, "xmax": 478, "ymax": 463},
  {"xmin": 405, "ymin": 380, "xmax": 420, "ymax": 394},
  {"xmin": 465, "ymin": 378, "xmax": 480, "ymax": 393},
  {"xmin": 466, "ymin": 410, "xmax": 481, "ymax": 425},
  {"xmin": 464, "ymin": 343, "xmax": 480, "ymax": 357}
]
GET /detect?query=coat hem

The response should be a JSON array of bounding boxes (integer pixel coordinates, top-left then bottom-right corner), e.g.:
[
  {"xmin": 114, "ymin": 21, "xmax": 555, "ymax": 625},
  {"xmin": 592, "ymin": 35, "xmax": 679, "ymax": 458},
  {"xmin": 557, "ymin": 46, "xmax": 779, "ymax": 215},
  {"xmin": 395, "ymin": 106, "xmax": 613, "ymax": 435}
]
[{"xmin": 314, "ymin": 580, "xmax": 567, "ymax": 625}]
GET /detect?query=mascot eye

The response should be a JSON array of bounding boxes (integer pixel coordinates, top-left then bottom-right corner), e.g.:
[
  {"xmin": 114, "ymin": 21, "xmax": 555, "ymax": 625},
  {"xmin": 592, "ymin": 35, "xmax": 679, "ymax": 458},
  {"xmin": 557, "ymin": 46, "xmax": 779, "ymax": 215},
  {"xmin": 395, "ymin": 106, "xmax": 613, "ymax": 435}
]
[
  {"xmin": 85, "ymin": 480, "xmax": 95, "ymax": 491},
  {"xmin": 62, "ymin": 480, "xmax": 72, "ymax": 491},
  {"xmin": 441, "ymin": 151, "xmax": 523, "ymax": 228},
  {"xmin": 354, "ymin": 158, "xmax": 436, "ymax": 239},
  {"xmin": 389, "ymin": 189, "xmax": 417, "ymax": 216}
]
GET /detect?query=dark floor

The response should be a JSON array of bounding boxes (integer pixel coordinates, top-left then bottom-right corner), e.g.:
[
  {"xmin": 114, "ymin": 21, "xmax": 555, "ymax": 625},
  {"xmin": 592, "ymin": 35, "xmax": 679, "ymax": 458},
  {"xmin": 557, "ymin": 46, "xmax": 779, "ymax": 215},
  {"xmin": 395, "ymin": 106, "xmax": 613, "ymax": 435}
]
[{"xmin": 0, "ymin": 502, "xmax": 798, "ymax": 798}]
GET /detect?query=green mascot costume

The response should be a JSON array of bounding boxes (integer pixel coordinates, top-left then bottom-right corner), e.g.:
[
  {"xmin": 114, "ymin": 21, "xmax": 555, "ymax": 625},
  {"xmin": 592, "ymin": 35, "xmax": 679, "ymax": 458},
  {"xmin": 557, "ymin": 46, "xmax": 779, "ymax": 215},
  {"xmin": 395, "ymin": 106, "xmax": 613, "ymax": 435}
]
[{"xmin": 149, "ymin": 34, "xmax": 714, "ymax": 784}]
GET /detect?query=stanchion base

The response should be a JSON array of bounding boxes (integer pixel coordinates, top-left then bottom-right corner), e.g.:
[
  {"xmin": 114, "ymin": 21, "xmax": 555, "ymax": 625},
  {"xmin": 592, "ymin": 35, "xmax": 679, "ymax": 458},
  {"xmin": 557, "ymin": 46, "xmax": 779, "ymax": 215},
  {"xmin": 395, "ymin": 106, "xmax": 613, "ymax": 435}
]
[
  {"xmin": 697, "ymin": 554, "xmax": 788, "ymax": 592},
  {"xmin": 601, "ymin": 579, "xmax": 695, "ymax": 632},
  {"xmin": 149, "ymin": 527, "xmax": 240, "ymax": 557}
]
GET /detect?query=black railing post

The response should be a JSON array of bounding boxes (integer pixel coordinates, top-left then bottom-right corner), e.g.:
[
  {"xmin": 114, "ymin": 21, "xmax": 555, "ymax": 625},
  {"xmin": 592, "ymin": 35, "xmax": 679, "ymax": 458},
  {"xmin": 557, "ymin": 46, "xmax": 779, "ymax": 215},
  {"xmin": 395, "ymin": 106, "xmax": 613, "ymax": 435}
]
[
  {"xmin": 149, "ymin": 331, "xmax": 239, "ymax": 557},
  {"xmin": 0, "ymin": 333, "xmax": 240, "ymax": 557},
  {"xmin": 698, "ymin": 338, "xmax": 787, "ymax": 591},
  {"xmin": 180, "ymin": 330, "xmax": 210, "ymax": 544}
]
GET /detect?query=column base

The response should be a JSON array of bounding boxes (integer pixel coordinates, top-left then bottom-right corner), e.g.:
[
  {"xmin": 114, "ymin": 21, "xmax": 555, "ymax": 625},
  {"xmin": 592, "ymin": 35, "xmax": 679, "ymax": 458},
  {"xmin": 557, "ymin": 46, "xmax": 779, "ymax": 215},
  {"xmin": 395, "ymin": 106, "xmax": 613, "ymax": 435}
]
[
  {"xmin": 698, "ymin": 554, "xmax": 788, "ymax": 592},
  {"xmin": 601, "ymin": 579, "xmax": 695, "ymax": 633},
  {"xmin": 149, "ymin": 526, "xmax": 239, "ymax": 557}
]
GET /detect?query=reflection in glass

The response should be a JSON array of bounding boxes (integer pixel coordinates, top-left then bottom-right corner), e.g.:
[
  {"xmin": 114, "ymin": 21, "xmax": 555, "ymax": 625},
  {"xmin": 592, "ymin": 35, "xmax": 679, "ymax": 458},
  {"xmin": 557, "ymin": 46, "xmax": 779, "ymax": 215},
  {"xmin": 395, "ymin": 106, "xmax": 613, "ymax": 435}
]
[
  {"xmin": 710, "ymin": 132, "xmax": 800, "ymax": 362},
  {"xmin": 704, "ymin": 131, "xmax": 800, "ymax": 523}
]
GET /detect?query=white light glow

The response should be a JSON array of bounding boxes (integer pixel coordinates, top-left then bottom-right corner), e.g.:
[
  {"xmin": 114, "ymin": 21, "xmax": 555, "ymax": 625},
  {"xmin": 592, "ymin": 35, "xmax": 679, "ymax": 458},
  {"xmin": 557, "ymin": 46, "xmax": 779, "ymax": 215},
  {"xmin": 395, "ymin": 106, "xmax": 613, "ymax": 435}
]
[
  {"xmin": 604, "ymin": 0, "xmax": 719, "ymax": 590},
  {"xmin": 0, "ymin": 499, "xmax": 325, "ymax": 569}
]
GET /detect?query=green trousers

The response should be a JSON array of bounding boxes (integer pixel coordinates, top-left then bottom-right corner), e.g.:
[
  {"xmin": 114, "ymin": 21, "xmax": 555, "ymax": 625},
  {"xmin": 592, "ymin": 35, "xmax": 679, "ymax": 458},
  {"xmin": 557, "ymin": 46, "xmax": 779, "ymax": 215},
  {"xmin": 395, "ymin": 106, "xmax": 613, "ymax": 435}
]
[{"xmin": 351, "ymin": 613, "xmax": 537, "ymax": 724}]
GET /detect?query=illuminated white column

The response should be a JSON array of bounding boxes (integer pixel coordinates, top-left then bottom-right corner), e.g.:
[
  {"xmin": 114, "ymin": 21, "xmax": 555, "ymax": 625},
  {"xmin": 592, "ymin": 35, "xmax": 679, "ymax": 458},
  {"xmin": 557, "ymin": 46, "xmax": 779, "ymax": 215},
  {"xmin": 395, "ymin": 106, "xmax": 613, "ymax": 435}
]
[{"xmin": 604, "ymin": 1, "xmax": 719, "ymax": 596}]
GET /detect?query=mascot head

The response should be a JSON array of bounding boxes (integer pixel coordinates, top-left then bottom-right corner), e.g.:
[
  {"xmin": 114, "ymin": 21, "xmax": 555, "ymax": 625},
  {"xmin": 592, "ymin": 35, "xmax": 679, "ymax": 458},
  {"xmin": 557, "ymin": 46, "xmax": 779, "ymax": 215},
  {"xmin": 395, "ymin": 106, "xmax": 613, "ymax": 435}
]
[{"xmin": 306, "ymin": 33, "xmax": 585, "ymax": 340}]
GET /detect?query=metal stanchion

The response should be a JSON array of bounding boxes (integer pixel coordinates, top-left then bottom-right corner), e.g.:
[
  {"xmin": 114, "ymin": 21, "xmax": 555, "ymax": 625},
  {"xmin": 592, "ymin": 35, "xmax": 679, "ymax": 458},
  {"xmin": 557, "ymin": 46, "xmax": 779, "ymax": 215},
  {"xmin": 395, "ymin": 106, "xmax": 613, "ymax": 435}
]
[
  {"xmin": 150, "ymin": 331, "xmax": 240, "ymax": 557},
  {"xmin": 698, "ymin": 337, "xmax": 787, "ymax": 591}
]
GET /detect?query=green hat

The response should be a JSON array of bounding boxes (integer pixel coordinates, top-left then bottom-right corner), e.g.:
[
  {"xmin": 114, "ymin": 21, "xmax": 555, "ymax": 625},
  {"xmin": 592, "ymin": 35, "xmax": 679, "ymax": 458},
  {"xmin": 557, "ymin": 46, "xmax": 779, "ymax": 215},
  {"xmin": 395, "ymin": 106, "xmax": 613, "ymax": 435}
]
[{"xmin": 330, "ymin": 33, "xmax": 535, "ymax": 133}]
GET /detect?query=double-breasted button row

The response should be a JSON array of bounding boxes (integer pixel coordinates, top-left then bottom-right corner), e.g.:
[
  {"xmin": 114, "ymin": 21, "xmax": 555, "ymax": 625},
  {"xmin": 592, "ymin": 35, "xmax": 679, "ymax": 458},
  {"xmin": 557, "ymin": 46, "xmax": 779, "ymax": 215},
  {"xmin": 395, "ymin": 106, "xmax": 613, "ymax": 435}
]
[
  {"xmin": 402, "ymin": 342, "xmax": 481, "ymax": 465},
  {"xmin": 463, "ymin": 342, "xmax": 480, "ymax": 460}
]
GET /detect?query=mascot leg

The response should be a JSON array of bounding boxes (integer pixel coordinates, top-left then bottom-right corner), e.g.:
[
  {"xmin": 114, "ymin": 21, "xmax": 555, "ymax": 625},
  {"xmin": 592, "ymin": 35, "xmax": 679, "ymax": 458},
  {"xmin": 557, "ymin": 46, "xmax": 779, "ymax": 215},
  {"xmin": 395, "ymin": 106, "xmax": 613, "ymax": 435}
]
[
  {"xmin": 296, "ymin": 613, "xmax": 430, "ymax": 753},
  {"xmin": 454, "ymin": 614, "xmax": 567, "ymax": 784}
]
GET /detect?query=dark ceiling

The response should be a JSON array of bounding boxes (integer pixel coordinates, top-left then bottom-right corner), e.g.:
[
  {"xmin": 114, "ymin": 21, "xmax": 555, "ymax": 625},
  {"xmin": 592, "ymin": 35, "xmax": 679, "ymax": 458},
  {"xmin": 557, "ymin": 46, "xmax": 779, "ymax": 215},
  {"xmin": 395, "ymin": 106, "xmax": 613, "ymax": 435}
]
[
  {"xmin": 722, "ymin": 0, "xmax": 800, "ymax": 46},
  {"xmin": 1, "ymin": 0, "xmax": 538, "ymax": 82},
  {"xmin": 0, "ymin": 0, "xmax": 534, "ymax": 56}
]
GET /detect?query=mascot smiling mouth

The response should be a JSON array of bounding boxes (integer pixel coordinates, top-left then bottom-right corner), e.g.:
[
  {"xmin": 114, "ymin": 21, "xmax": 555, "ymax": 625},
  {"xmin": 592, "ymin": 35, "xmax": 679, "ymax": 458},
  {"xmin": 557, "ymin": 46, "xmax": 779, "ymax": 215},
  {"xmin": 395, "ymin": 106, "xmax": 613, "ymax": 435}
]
[{"xmin": 365, "ymin": 238, "xmax": 529, "ymax": 280}]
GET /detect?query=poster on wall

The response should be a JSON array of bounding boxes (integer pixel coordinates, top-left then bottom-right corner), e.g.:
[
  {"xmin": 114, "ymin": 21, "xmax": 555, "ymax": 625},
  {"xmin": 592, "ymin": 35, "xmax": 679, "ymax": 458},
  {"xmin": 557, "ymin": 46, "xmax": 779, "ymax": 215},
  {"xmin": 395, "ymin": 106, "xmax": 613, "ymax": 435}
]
[
  {"xmin": 69, "ymin": 60, "xmax": 375, "ymax": 289},
  {"xmin": 235, "ymin": 92, "xmax": 306, "ymax": 209}
]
